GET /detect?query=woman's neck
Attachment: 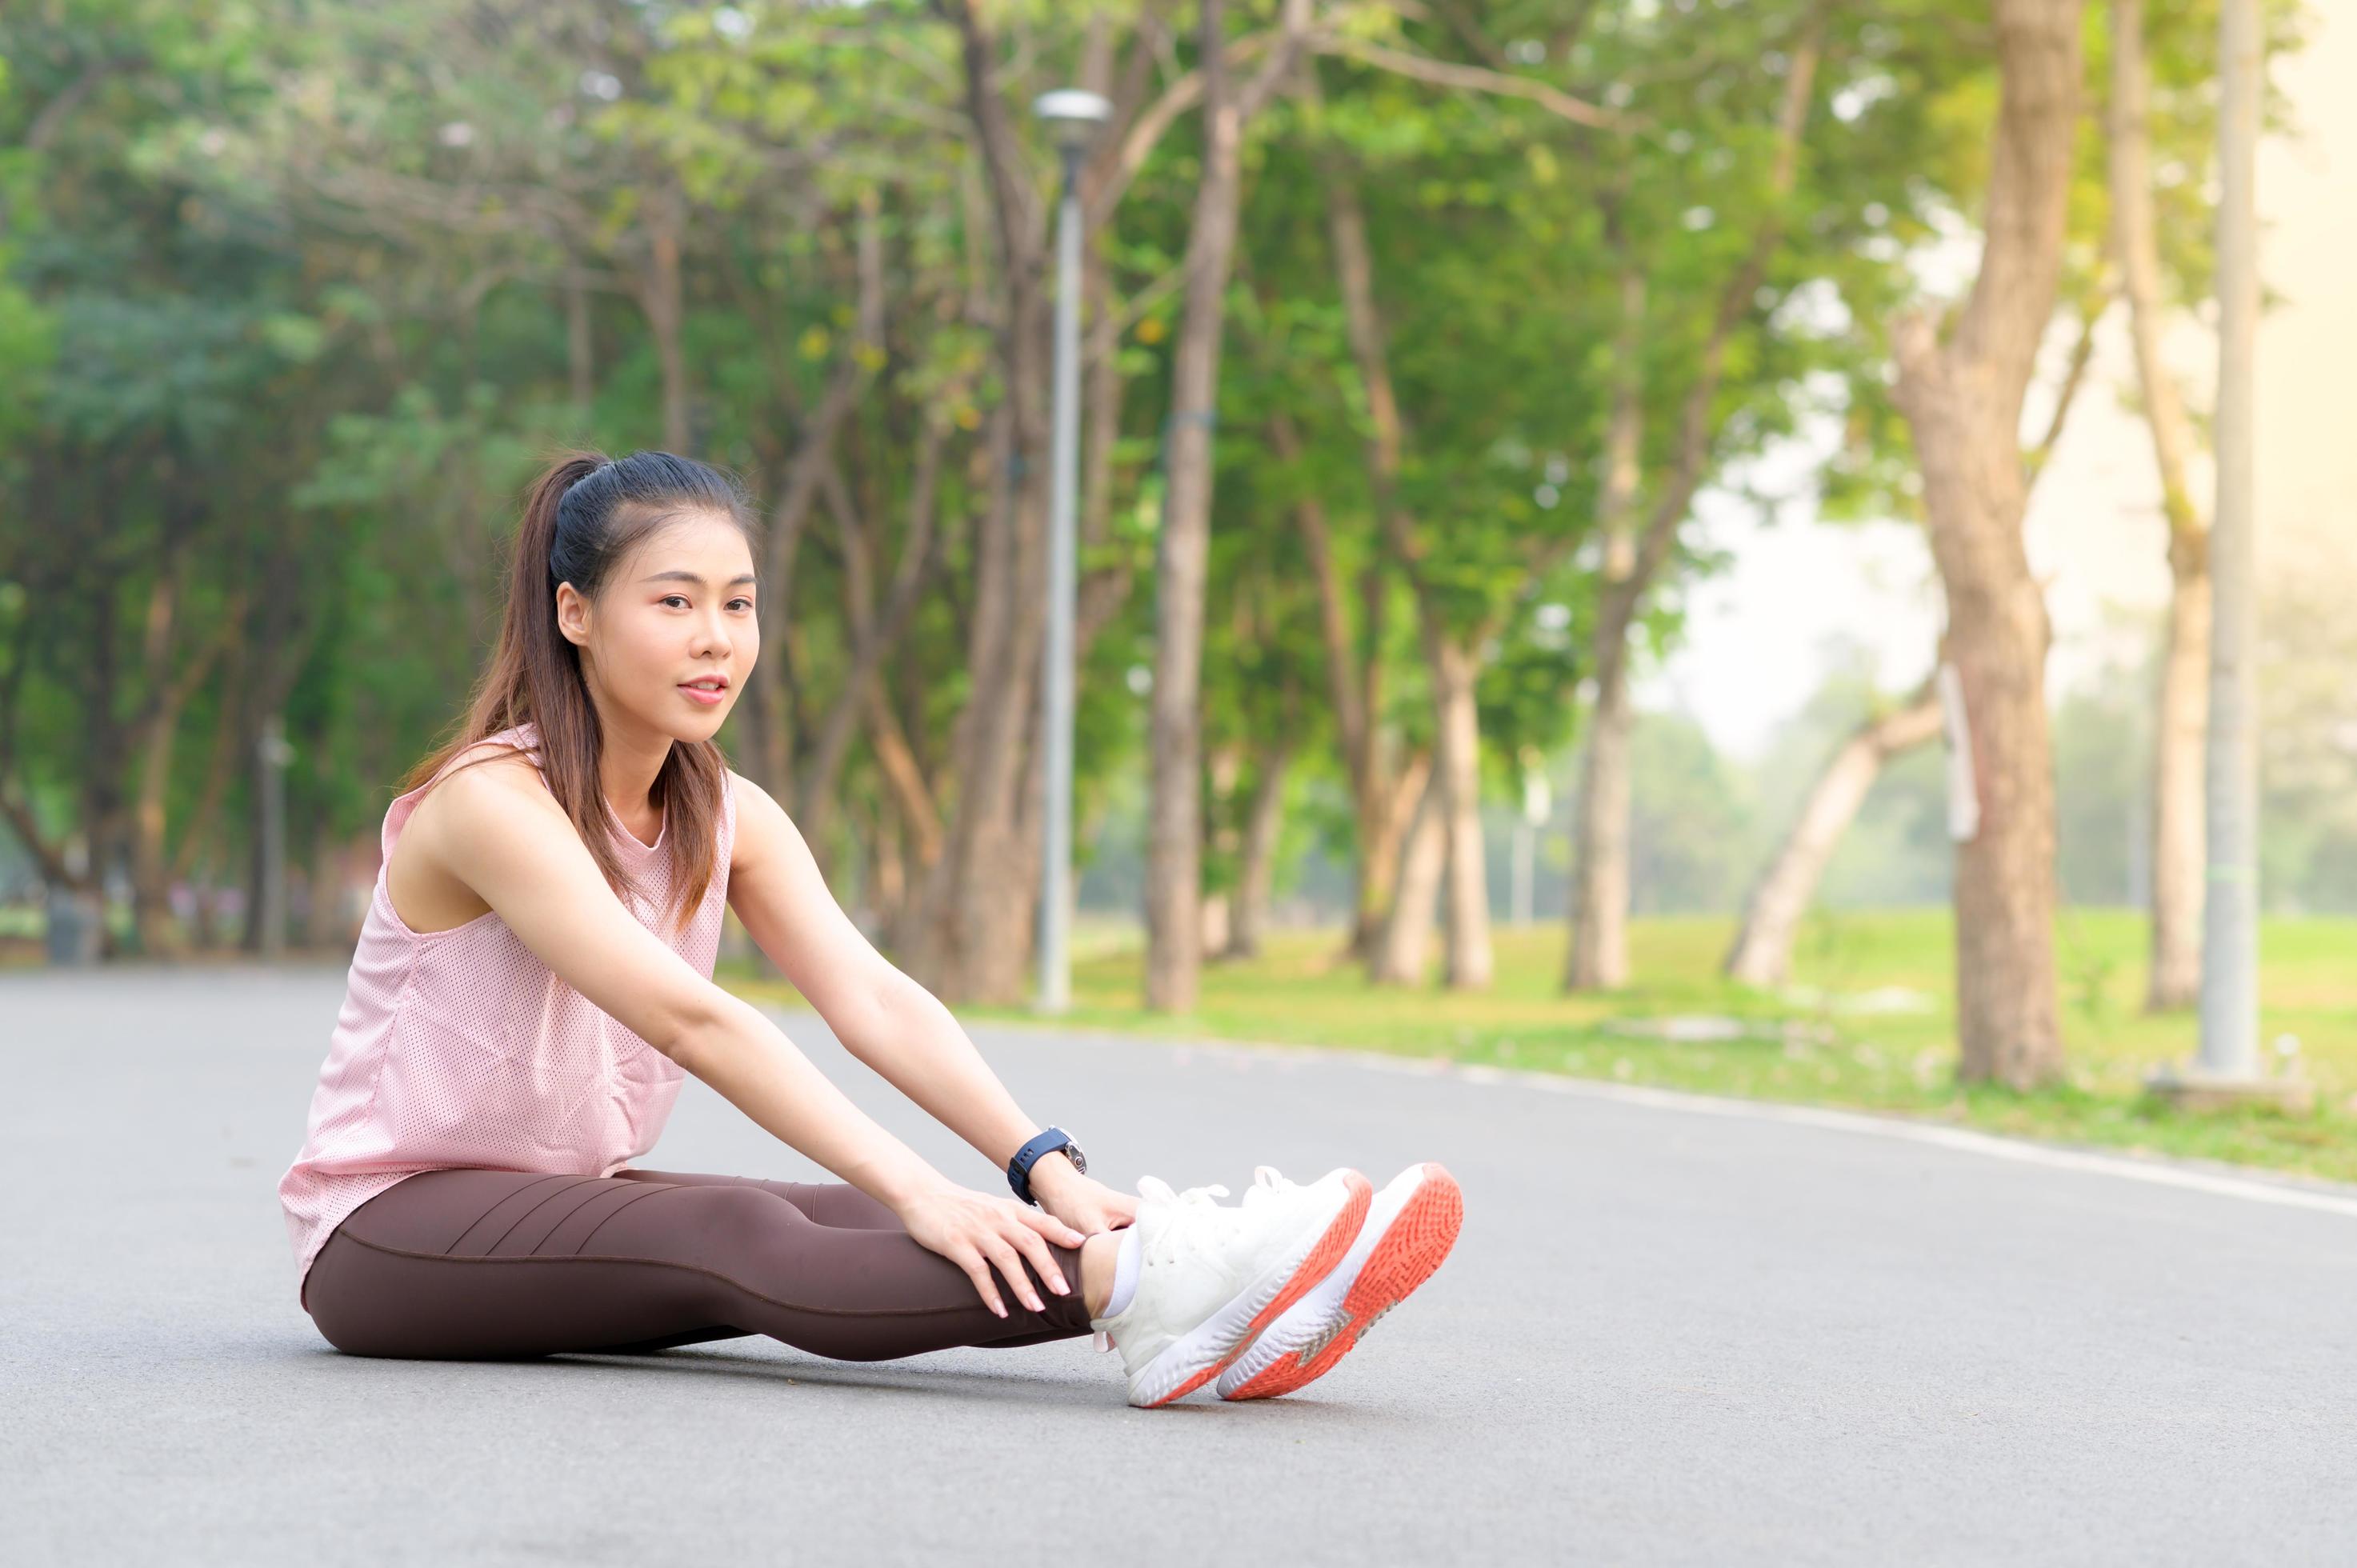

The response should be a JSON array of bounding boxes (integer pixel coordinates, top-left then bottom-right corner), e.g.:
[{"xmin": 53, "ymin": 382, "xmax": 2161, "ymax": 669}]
[{"xmin": 590, "ymin": 711, "xmax": 674, "ymax": 834}]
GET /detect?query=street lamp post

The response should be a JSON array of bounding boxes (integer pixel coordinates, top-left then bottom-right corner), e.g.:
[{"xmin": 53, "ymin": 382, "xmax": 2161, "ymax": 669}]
[
  {"xmin": 2200, "ymin": 0, "xmax": 2261, "ymax": 1080},
  {"xmin": 2153, "ymin": 0, "xmax": 2307, "ymax": 1114},
  {"xmin": 1031, "ymin": 89, "xmax": 1110, "ymax": 1014}
]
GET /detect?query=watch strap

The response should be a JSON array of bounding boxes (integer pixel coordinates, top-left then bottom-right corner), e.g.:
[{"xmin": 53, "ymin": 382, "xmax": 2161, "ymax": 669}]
[{"xmin": 1006, "ymin": 1126, "xmax": 1078, "ymax": 1206}]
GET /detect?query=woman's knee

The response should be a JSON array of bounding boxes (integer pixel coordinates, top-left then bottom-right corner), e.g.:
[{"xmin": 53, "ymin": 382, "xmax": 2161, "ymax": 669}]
[{"xmin": 646, "ymin": 1182, "xmax": 809, "ymax": 1275}]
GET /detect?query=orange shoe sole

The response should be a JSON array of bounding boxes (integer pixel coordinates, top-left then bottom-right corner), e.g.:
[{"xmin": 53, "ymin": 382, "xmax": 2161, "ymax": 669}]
[
  {"xmin": 1142, "ymin": 1169, "xmax": 1373, "ymax": 1408},
  {"xmin": 1219, "ymin": 1162, "xmax": 1462, "ymax": 1401}
]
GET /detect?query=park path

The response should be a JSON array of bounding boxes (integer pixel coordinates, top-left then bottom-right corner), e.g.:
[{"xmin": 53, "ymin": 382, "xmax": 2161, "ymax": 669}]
[{"xmin": 5, "ymin": 965, "xmax": 2354, "ymax": 1566}]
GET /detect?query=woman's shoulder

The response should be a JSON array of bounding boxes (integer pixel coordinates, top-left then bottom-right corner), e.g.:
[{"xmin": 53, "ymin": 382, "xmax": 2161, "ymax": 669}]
[
  {"xmin": 719, "ymin": 766, "xmax": 788, "ymax": 876},
  {"xmin": 398, "ymin": 726, "xmax": 540, "ymax": 798},
  {"xmin": 382, "ymin": 739, "xmax": 557, "ymax": 935},
  {"xmin": 722, "ymin": 766, "xmax": 791, "ymax": 825},
  {"xmin": 722, "ymin": 765, "xmax": 749, "ymax": 843},
  {"xmin": 404, "ymin": 742, "xmax": 555, "ymax": 848}
]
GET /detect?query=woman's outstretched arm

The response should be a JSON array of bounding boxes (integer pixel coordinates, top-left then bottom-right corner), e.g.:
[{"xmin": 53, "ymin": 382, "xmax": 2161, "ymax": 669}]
[
  {"xmin": 413, "ymin": 754, "xmax": 1086, "ymax": 1316},
  {"xmin": 725, "ymin": 771, "xmax": 1138, "ymax": 1235}
]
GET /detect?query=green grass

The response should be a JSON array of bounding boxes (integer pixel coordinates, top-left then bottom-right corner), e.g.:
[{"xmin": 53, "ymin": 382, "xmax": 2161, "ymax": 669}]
[{"xmin": 723, "ymin": 906, "xmax": 2357, "ymax": 1183}]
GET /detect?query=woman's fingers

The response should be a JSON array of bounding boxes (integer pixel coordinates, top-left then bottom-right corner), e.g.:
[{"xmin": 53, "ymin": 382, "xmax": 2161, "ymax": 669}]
[
  {"xmin": 1003, "ymin": 1217, "xmax": 1070, "ymax": 1298},
  {"xmin": 952, "ymin": 1243, "xmax": 1007, "ymax": 1318},
  {"xmin": 979, "ymin": 1234, "xmax": 1042, "ymax": 1313},
  {"xmin": 911, "ymin": 1188, "xmax": 1088, "ymax": 1318}
]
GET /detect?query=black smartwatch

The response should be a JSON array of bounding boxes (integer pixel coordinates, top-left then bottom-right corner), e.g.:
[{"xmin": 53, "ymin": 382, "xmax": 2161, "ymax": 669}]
[{"xmin": 1006, "ymin": 1126, "xmax": 1087, "ymax": 1206}]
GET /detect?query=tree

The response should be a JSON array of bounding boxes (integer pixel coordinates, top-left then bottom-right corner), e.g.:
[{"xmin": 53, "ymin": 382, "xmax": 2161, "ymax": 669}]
[
  {"xmin": 1565, "ymin": 6, "xmax": 1827, "ymax": 993},
  {"xmin": 1142, "ymin": 0, "xmax": 1311, "ymax": 1013},
  {"xmin": 1725, "ymin": 674, "xmax": 1943, "ymax": 986},
  {"xmin": 1887, "ymin": 0, "xmax": 2086, "ymax": 1088},
  {"xmin": 1294, "ymin": 18, "xmax": 1619, "ymax": 990},
  {"xmin": 2108, "ymin": 0, "xmax": 2209, "ymax": 1010}
]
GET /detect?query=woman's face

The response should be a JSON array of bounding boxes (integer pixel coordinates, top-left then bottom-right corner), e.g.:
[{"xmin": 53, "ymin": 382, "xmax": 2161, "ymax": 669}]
[{"xmin": 558, "ymin": 510, "xmax": 758, "ymax": 743}]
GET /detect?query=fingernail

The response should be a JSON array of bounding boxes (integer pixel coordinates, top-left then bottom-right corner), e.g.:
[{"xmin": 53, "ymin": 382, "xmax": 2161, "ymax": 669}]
[{"xmin": 1051, "ymin": 1277, "xmax": 1068, "ymax": 1294}]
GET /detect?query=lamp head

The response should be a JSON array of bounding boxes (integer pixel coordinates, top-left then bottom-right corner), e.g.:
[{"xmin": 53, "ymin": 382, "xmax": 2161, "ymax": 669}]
[{"xmin": 1032, "ymin": 89, "xmax": 1112, "ymax": 154}]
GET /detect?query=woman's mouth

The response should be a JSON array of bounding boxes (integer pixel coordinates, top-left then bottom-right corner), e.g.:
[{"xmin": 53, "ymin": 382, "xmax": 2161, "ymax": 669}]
[{"xmin": 678, "ymin": 678, "xmax": 729, "ymax": 707}]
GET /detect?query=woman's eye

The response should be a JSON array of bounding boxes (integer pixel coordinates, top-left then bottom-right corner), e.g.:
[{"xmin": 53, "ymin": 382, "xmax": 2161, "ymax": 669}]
[
  {"xmin": 729, "ymin": 598, "xmax": 753, "ymax": 612},
  {"xmin": 661, "ymin": 595, "xmax": 688, "ymax": 608}
]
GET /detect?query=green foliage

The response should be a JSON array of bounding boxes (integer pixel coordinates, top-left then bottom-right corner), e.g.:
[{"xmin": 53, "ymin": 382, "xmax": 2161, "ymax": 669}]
[{"xmin": 0, "ymin": 0, "xmax": 2304, "ymax": 966}]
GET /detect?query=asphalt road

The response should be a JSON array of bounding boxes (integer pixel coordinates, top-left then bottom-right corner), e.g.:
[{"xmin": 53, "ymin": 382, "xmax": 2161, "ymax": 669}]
[{"xmin": 6, "ymin": 965, "xmax": 2355, "ymax": 1566}]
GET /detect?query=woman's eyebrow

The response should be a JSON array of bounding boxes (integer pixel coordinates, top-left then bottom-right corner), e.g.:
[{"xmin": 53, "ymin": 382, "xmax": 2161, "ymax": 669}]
[{"xmin": 641, "ymin": 570, "xmax": 758, "ymax": 586}]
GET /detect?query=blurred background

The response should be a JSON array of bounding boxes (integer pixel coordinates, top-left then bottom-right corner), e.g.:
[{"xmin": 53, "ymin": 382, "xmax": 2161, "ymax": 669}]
[{"xmin": 1, "ymin": 1, "xmax": 2349, "ymax": 1170}]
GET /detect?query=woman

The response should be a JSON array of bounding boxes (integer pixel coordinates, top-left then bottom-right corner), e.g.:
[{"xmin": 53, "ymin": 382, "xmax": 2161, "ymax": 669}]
[{"xmin": 279, "ymin": 450, "xmax": 1460, "ymax": 1408}]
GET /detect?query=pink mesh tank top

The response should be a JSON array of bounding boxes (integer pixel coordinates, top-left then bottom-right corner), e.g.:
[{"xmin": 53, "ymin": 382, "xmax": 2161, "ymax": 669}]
[{"xmin": 277, "ymin": 722, "xmax": 735, "ymax": 1308}]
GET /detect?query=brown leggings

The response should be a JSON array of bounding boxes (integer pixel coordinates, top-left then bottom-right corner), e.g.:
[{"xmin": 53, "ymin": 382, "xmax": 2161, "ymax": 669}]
[{"xmin": 302, "ymin": 1166, "xmax": 1095, "ymax": 1361}]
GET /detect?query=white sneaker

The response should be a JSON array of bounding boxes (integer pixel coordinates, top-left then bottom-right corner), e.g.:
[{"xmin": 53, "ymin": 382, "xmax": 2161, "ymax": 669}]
[
  {"xmin": 1090, "ymin": 1166, "xmax": 1371, "ymax": 1408},
  {"xmin": 1213, "ymin": 1162, "xmax": 1462, "ymax": 1401}
]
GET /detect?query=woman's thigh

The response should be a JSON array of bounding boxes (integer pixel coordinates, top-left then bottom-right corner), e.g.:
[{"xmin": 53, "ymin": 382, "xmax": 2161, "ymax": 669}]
[
  {"xmin": 303, "ymin": 1166, "xmax": 1087, "ymax": 1362},
  {"xmin": 612, "ymin": 1166, "xmax": 903, "ymax": 1230}
]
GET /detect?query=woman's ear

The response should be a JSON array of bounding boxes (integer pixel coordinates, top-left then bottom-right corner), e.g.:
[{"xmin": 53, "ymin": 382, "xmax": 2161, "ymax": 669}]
[{"xmin": 554, "ymin": 582, "xmax": 591, "ymax": 647}]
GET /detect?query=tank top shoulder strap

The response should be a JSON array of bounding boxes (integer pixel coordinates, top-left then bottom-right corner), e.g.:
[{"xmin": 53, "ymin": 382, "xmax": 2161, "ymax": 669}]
[{"xmin": 379, "ymin": 724, "xmax": 547, "ymax": 862}]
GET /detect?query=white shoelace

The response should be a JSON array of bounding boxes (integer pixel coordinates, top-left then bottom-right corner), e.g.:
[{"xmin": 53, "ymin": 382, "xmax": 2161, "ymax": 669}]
[
  {"xmin": 1093, "ymin": 1170, "xmax": 1298, "ymax": 1352},
  {"xmin": 1134, "ymin": 1176, "xmax": 1231, "ymax": 1270}
]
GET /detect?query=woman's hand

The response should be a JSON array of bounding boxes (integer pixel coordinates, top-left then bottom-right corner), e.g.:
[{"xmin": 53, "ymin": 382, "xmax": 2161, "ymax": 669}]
[
  {"xmin": 893, "ymin": 1179, "xmax": 1088, "ymax": 1318},
  {"xmin": 1029, "ymin": 1153, "xmax": 1138, "ymax": 1236}
]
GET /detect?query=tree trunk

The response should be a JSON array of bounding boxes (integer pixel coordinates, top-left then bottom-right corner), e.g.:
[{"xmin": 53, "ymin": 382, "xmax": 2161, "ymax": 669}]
[
  {"xmin": 126, "ymin": 558, "xmax": 185, "ymax": 958},
  {"xmin": 129, "ymin": 696, "xmax": 186, "ymax": 958},
  {"xmin": 1429, "ymin": 632, "xmax": 1491, "ymax": 988},
  {"xmin": 169, "ymin": 637, "xmax": 247, "ymax": 894},
  {"xmin": 1566, "ymin": 629, "xmax": 1635, "ymax": 990},
  {"xmin": 898, "ymin": 14, "xmax": 1060, "ymax": 1003},
  {"xmin": 868, "ymin": 789, "xmax": 907, "ymax": 931},
  {"xmin": 1563, "ymin": 236, "xmax": 1647, "ymax": 994},
  {"xmin": 1143, "ymin": 0, "xmax": 1306, "ymax": 1011},
  {"xmin": 1315, "ymin": 79, "xmax": 1491, "ymax": 979},
  {"xmin": 904, "ymin": 402, "xmax": 1050, "ymax": 1004},
  {"xmin": 643, "ymin": 186, "xmax": 690, "ymax": 453},
  {"xmin": 129, "ymin": 560, "xmax": 238, "ymax": 958},
  {"xmin": 1199, "ymin": 740, "xmax": 1243, "ymax": 957},
  {"xmin": 1273, "ymin": 407, "xmax": 1408, "ymax": 961},
  {"xmin": 2147, "ymin": 554, "xmax": 2209, "ymax": 1006},
  {"xmin": 1724, "ymin": 678, "xmax": 1943, "ymax": 986},
  {"xmin": 2110, "ymin": 0, "xmax": 2209, "ymax": 1011},
  {"xmin": 866, "ymin": 684, "xmax": 944, "ymax": 878},
  {"xmin": 1889, "ymin": 0, "xmax": 2082, "ymax": 1088},
  {"xmin": 1371, "ymin": 766, "xmax": 1446, "ymax": 986},
  {"xmin": 796, "ymin": 429, "xmax": 942, "ymax": 850},
  {"xmin": 1222, "ymin": 737, "xmax": 1291, "ymax": 959},
  {"xmin": 1353, "ymin": 756, "xmax": 1424, "ymax": 961}
]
